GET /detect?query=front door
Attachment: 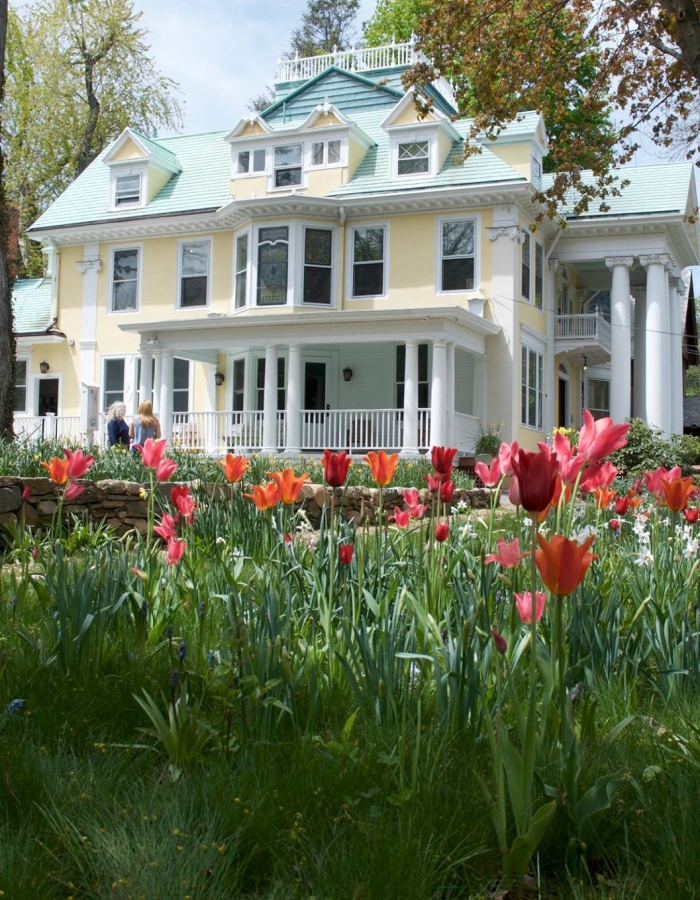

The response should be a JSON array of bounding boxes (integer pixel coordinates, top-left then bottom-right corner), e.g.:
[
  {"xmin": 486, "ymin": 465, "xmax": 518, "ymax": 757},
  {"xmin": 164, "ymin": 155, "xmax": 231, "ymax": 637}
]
[
  {"xmin": 37, "ymin": 378, "xmax": 59, "ymax": 417},
  {"xmin": 558, "ymin": 377, "xmax": 569, "ymax": 428},
  {"xmin": 304, "ymin": 361, "xmax": 327, "ymax": 448}
]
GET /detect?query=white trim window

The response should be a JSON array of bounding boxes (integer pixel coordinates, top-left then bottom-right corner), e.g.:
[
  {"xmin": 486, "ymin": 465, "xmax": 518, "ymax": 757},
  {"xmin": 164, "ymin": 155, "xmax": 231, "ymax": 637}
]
[
  {"xmin": 114, "ymin": 172, "xmax": 141, "ymax": 206},
  {"xmin": 521, "ymin": 344, "xmax": 543, "ymax": 430},
  {"xmin": 232, "ymin": 358, "xmax": 245, "ymax": 411},
  {"xmin": 14, "ymin": 359, "xmax": 28, "ymax": 413},
  {"xmin": 397, "ymin": 140, "xmax": 429, "ymax": 176},
  {"xmin": 237, "ymin": 148, "xmax": 266, "ymax": 175},
  {"xmin": 310, "ymin": 139, "xmax": 342, "ymax": 167},
  {"xmin": 103, "ymin": 357, "xmax": 125, "ymax": 411},
  {"xmin": 110, "ymin": 247, "xmax": 140, "ymax": 312},
  {"xmin": 257, "ymin": 226, "xmax": 289, "ymax": 306},
  {"xmin": 532, "ymin": 156, "xmax": 542, "ymax": 188},
  {"xmin": 235, "ymin": 233, "xmax": 249, "ymax": 309},
  {"xmin": 521, "ymin": 231, "xmax": 531, "ymax": 301},
  {"xmin": 440, "ymin": 219, "xmax": 475, "ymax": 292},
  {"xmin": 273, "ymin": 144, "xmax": 302, "ymax": 188},
  {"xmin": 303, "ymin": 227, "xmax": 333, "ymax": 305},
  {"xmin": 351, "ymin": 225, "xmax": 386, "ymax": 298},
  {"xmin": 534, "ymin": 242, "xmax": 544, "ymax": 310},
  {"xmin": 178, "ymin": 239, "xmax": 210, "ymax": 309},
  {"xmin": 173, "ymin": 358, "xmax": 190, "ymax": 413},
  {"xmin": 587, "ymin": 378, "xmax": 610, "ymax": 420}
]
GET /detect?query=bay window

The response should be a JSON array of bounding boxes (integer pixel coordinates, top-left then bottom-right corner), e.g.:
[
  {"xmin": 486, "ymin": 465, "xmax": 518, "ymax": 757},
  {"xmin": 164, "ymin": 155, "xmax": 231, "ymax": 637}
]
[
  {"xmin": 257, "ymin": 226, "xmax": 289, "ymax": 306},
  {"xmin": 352, "ymin": 226, "xmax": 385, "ymax": 297},
  {"xmin": 235, "ymin": 233, "xmax": 248, "ymax": 309},
  {"xmin": 303, "ymin": 228, "xmax": 332, "ymax": 304}
]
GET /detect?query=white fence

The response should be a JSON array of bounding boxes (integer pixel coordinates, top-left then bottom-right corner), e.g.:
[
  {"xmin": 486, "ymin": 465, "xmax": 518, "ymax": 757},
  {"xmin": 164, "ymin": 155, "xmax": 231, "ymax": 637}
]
[
  {"xmin": 276, "ymin": 42, "xmax": 416, "ymax": 83},
  {"xmin": 13, "ymin": 415, "xmax": 82, "ymax": 443}
]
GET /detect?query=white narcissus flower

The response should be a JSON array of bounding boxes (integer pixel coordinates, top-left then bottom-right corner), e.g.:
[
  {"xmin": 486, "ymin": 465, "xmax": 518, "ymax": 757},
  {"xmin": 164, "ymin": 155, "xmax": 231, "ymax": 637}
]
[{"xmin": 634, "ymin": 550, "xmax": 654, "ymax": 567}]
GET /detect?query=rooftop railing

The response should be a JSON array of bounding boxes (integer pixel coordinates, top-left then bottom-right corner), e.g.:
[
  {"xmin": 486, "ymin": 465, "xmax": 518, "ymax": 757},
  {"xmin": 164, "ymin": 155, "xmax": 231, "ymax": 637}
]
[{"xmin": 275, "ymin": 41, "xmax": 417, "ymax": 84}]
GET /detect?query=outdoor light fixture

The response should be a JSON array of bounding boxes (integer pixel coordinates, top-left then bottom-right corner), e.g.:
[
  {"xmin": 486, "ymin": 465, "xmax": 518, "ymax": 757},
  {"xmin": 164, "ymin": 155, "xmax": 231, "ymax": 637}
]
[
  {"xmin": 215, "ymin": 371, "xmax": 225, "ymax": 387},
  {"xmin": 39, "ymin": 360, "xmax": 50, "ymax": 374},
  {"xmin": 343, "ymin": 366, "xmax": 353, "ymax": 382},
  {"xmin": 583, "ymin": 355, "xmax": 588, "ymax": 371}
]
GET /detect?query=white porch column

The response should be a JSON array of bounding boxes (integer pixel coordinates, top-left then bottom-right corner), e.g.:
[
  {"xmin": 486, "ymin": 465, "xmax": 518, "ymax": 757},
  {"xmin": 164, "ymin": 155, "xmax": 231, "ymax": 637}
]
[
  {"xmin": 669, "ymin": 273, "xmax": 684, "ymax": 434},
  {"xmin": 139, "ymin": 349, "xmax": 153, "ymax": 407},
  {"xmin": 429, "ymin": 339, "xmax": 447, "ymax": 449},
  {"xmin": 401, "ymin": 340, "xmax": 420, "ymax": 457},
  {"xmin": 446, "ymin": 342, "xmax": 456, "ymax": 447},
  {"xmin": 640, "ymin": 254, "xmax": 671, "ymax": 433},
  {"xmin": 285, "ymin": 343, "xmax": 302, "ymax": 455},
  {"xmin": 262, "ymin": 344, "xmax": 278, "ymax": 455},
  {"xmin": 152, "ymin": 350, "xmax": 163, "ymax": 415},
  {"xmin": 545, "ymin": 260, "xmax": 559, "ymax": 435},
  {"xmin": 633, "ymin": 292, "xmax": 646, "ymax": 420},
  {"xmin": 204, "ymin": 363, "xmax": 218, "ymax": 453},
  {"xmin": 605, "ymin": 256, "xmax": 633, "ymax": 424},
  {"xmin": 159, "ymin": 349, "xmax": 174, "ymax": 442}
]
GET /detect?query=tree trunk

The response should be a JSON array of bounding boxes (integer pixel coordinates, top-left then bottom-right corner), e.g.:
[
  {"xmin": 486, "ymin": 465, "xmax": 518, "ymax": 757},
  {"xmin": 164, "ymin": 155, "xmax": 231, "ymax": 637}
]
[{"xmin": 0, "ymin": 0, "xmax": 16, "ymax": 440}]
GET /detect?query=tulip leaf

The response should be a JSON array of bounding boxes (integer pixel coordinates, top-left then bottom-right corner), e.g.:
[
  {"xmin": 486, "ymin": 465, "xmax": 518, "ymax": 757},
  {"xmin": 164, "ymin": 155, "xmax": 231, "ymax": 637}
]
[
  {"xmin": 503, "ymin": 800, "xmax": 557, "ymax": 878},
  {"xmin": 575, "ymin": 770, "xmax": 626, "ymax": 841}
]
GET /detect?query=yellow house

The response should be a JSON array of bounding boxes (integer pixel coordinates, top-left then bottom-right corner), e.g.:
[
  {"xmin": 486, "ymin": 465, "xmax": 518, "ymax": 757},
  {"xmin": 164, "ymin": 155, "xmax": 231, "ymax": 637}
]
[{"xmin": 14, "ymin": 41, "xmax": 700, "ymax": 454}]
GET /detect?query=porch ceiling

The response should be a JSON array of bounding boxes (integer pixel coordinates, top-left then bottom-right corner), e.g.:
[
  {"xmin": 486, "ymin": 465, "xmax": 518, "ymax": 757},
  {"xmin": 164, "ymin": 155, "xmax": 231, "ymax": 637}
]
[{"xmin": 119, "ymin": 305, "xmax": 500, "ymax": 355}]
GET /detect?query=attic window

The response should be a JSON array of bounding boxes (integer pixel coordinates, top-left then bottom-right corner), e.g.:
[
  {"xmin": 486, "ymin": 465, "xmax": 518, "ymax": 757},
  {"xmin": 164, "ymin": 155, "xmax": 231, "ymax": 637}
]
[
  {"xmin": 397, "ymin": 141, "xmax": 429, "ymax": 176},
  {"xmin": 115, "ymin": 173, "xmax": 141, "ymax": 206},
  {"xmin": 238, "ymin": 149, "xmax": 266, "ymax": 175},
  {"xmin": 274, "ymin": 144, "xmax": 302, "ymax": 187}
]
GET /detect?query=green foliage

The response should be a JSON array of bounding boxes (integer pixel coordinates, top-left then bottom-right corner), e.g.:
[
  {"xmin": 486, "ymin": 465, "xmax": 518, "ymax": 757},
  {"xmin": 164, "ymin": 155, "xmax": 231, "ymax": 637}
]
[
  {"xmin": 363, "ymin": 0, "xmax": 428, "ymax": 44},
  {"xmin": 475, "ymin": 420, "xmax": 502, "ymax": 457},
  {"xmin": 610, "ymin": 418, "xmax": 700, "ymax": 476},
  {"xmin": 290, "ymin": 0, "xmax": 360, "ymax": 56},
  {"xmin": 685, "ymin": 364, "xmax": 700, "ymax": 397}
]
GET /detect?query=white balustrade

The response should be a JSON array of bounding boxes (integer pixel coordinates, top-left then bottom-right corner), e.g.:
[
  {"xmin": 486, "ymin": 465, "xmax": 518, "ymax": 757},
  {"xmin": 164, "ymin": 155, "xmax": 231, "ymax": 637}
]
[
  {"xmin": 555, "ymin": 312, "xmax": 611, "ymax": 345},
  {"xmin": 276, "ymin": 42, "xmax": 416, "ymax": 83},
  {"xmin": 453, "ymin": 413, "xmax": 481, "ymax": 453},
  {"xmin": 300, "ymin": 408, "xmax": 404, "ymax": 452},
  {"xmin": 13, "ymin": 414, "xmax": 81, "ymax": 443}
]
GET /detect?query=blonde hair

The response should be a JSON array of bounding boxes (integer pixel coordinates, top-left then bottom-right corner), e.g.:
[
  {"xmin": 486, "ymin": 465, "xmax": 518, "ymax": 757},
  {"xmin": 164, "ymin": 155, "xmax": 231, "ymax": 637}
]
[
  {"xmin": 109, "ymin": 402, "xmax": 126, "ymax": 420},
  {"xmin": 137, "ymin": 400, "xmax": 157, "ymax": 428}
]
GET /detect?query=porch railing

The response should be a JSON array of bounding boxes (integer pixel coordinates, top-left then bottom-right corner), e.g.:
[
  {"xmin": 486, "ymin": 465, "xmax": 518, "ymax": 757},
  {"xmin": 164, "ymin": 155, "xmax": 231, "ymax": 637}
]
[
  {"xmin": 555, "ymin": 313, "xmax": 611, "ymax": 347},
  {"xmin": 453, "ymin": 413, "xmax": 481, "ymax": 453},
  {"xmin": 276, "ymin": 41, "xmax": 416, "ymax": 83},
  {"xmin": 13, "ymin": 414, "xmax": 82, "ymax": 443}
]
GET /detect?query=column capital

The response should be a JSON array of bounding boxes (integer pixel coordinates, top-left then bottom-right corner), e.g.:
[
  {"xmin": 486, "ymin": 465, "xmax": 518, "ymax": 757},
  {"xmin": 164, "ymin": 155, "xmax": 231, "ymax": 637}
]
[
  {"xmin": 403, "ymin": 338, "xmax": 418, "ymax": 348},
  {"xmin": 265, "ymin": 343, "xmax": 279, "ymax": 352},
  {"xmin": 288, "ymin": 342, "xmax": 301, "ymax": 352},
  {"xmin": 639, "ymin": 253, "xmax": 671, "ymax": 270},
  {"xmin": 605, "ymin": 256, "xmax": 634, "ymax": 269},
  {"xmin": 76, "ymin": 257, "xmax": 102, "ymax": 274},
  {"xmin": 485, "ymin": 225, "xmax": 526, "ymax": 244},
  {"xmin": 161, "ymin": 347, "xmax": 174, "ymax": 359},
  {"xmin": 432, "ymin": 338, "xmax": 448, "ymax": 349},
  {"xmin": 547, "ymin": 258, "xmax": 563, "ymax": 273}
]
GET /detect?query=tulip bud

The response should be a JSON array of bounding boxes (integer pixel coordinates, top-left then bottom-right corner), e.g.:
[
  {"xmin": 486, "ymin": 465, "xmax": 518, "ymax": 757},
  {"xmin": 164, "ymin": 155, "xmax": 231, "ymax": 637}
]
[{"xmin": 491, "ymin": 629, "xmax": 507, "ymax": 655}]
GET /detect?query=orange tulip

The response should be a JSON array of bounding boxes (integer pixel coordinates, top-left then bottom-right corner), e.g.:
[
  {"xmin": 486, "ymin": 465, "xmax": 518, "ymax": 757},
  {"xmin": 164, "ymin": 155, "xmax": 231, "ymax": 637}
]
[
  {"xmin": 244, "ymin": 482, "xmax": 280, "ymax": 510},
  {"xmin": 267, "ymin": 468, "xmax": 309, "ymax": 505},
  {"xmin": 364, "ymin": 450, "xmax": 399, "ymax": 487},
  {"xmin": 219, "ymin": 453, "xmax": 249, "ymax": 484},
  {"xmin": 41, "ymin": 456, "xmax": 69, "ymax": 485},
  {"xmin": 535, "ymin": 533, "xmax": 597, "ymax": 597},
  {"xmin": 593, "ymin": 487, "xmax": 617, "ymax": 510},
  {"xmin": 660, "ymin": 476, "xmax": 697, "ymax": 512}
]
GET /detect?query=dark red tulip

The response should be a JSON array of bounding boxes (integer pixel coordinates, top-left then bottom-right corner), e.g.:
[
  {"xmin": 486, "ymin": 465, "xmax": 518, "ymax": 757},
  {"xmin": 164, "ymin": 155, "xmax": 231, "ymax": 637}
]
[{"xmin": 511, "ymin": 446, "xmax": 559, "ymax": 514}]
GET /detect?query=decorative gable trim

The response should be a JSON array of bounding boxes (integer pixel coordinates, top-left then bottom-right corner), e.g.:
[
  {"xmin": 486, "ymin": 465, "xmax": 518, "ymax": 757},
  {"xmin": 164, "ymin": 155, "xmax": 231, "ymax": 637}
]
[
  {"xmin": 300, "ymin": 100, "xmax": 352, "ymax": 131},
  {"xmin": 381, "ymin": 89, "xmax": 460, "ymax": 141},
  {"xmin": 225, "ymin": 113, "xmax": 274, "ymax": 143},
  {"xmin": 103, "ymin": 128, "xmax": 181, "ymax": 176}
]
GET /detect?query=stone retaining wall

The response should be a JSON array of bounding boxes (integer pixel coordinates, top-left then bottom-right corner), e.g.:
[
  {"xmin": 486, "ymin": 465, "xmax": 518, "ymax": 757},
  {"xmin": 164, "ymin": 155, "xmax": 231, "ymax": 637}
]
[{"xmin": 0, "ymin": 477, "xmax": 496, "ymax": 535}]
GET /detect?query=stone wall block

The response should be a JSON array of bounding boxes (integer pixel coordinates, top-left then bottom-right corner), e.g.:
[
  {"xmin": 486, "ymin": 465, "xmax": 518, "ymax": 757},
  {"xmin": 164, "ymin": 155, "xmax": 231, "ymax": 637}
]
[{"xmin": 0, "ymin": 486, "xmax": 22, "ymax": 513}]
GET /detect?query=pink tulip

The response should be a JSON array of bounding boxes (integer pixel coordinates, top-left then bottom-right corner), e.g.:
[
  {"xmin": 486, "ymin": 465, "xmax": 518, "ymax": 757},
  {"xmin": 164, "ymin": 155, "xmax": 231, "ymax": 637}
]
[
  {"xmin": 64, "ymin": 482, "xmax": 85, "ymax": 502},
  {"xmin": 485, "ymin": 537, "xmax": 528, "ymax": 568},
  {"xmin": 644, "ymin": 465, "xmax": 682, "ymax": 499},
  {"xmin": 166, "ymin": 538, "xmax": 186, "ymax": 566},
  {"xmin": 509, "ymin": 475, "xmax": 521, "ymax": 507},
  {"xmin": 155, "ymin": 458, "xmax": 178, "ymax": 482},
  {"xmin": 403, "ymin": 488, "xmax": 420, "ymax": 508},
  {"xmin": 171, "ymin": 485, "xmax": 196, "ymax": 524},
  {"xmin": 63, "ymin": 448, "xmax": 94, "ymax": 480},
  {"xmin": 390, "ymin": 507, "xmax": 411, "ymax": 527},
  {"xmin": 440, "ymin": 479, "xmax": 455, "ymax": 504},
  {"xmin": 578, "ymin": 410, "xmax": 629, "ymax": 463},
  {"xmin": 475, "ymin": 457, "xmax": 502, "ymax": 487},
  {"xmin": 136, "ymin": 438, "xmax": 167, "ymax": 470},
  {"xmin": 515, "ymin": 591, "xmax": 546, "ymax": 624},
  {"xmin": 21, "ymin": 486, "xmax": 31, "ymax": 501},
  {"xmin": 491, "ymin": 629, "xmax": 507, "ymax": 655},
  {"xmin": 498, "ymin": 440, "xmax": 519, "ymax": 477},
  {"xmin": 153, "ymin": 512, "xmax": 178, "ymax": 542},
  {"xmin": 553, "ymin": 430, "xmax": 586, "ymax": 485},
  {"xmin": 423, "ymin": 473, "xmax": 441, "ymax": 492}
]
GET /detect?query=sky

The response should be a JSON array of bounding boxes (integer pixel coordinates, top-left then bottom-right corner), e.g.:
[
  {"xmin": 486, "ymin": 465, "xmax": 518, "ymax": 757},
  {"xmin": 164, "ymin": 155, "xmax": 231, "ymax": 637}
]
[{"xmin": 135, "ymin": 0, "xmax": 380, "ymax": 136}]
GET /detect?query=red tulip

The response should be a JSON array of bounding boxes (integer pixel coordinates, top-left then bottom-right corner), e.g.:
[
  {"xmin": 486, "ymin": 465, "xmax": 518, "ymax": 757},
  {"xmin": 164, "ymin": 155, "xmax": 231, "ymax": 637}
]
[
  {"xmin": 155, "ymin": 458, "xmax": 178, "ymax": 482},
  {"xmin": 440, "ymin": 479, "xmax": 455, "ymax": 504},
  {"xmin": 491, "ymin": 629, "xmax": 507, "ymax": 655},
  {"xmin": 63, "ymin": 448, "xmax": 94, "ymax": 480},
  {"xmin": 434, "ymin": 521, "xmax": 449, "ymax": 542},
  {"xmin": 166, "ymin": 538, "xmax": 186, "ymax": 566},
  {"xmin": 339, "ymin": 543, "xmax": 354, "ymax": 564},
  {"xmin": 364, "ymin": 450, "xmax": 399, "ymax": 487},
  {"xmin": 485, "ymin": 536, "xmax": 528, "ymax": 568},
  {"xmin": 423, "ymin": 473, "xmax": 441, "ymax": 492},
  {"xmin": 40, "ymin": 457, "xmax": 69, "ymax": 485},
  {"xmin": 578, "ymin": 410, "xmax": 629, "ymax": 463},
  {"xmin": 323, "ymin": 449, "xmax": 352, "ymax": 487},
  {"xmin": 475, "ymin": 457, "xmax": 502, "ymax": 487},
  {"xmin": 614, "ymin": 496, "xmax": 630, "ymax": 515},
  {"xmin": 498, "ymin": 440, "xmax": 519, "ymax": 477},
  {"xmin": 267, "ymin": 469, "xmax": 309, "ymax": 505},
  {"xmin": 511, "ymin": 446, "xmax": 559, "ymax": 514},
  {"xmin": 660, "ymin": 476, "xmax": 697, "ymax": 512},
  {"xmin": 609, "ymin": 518, "xmax": 620, "ymax": 531},
  {"xmin": 219, "ymin": 453, "xmax": 249, "ymax": 483},
  {"xmin": 431, "ymin": 446, "xmax": 457, "ymax": 477},
  {"xmin": 21, "ymin": 486, "xmax": 31, "ymax": 501},
  {"xmin": 171, "ymin": 485, "xmax": 196, "ymax": 524},
  {"xmin": 535, "ymin": 533, "xmax": 597, "ymax": 596},
  {"xmin": 390, "ymin": 507, "xmax": 411, "ymax": 527},
  {"xmin": 64, "ymin": 482, "xmax": 85, "ymax": 502},
  {"xmin": 684, "ymin": 507, "xmax": 700, "ymax": 523},
  {"xmin": 137, "ymin": 438, "xmax": 167, "ymax": 470},
  {"xmin": 244, "ymin": 482, "xmax": 280, "ymax": 510},
  {"xmin": 153, "ymin": 512, "xmax": 178, "ymax": 542},
  {"xmin": 515, "ymin": 591, "xmax": 546, "ymax": 624}
]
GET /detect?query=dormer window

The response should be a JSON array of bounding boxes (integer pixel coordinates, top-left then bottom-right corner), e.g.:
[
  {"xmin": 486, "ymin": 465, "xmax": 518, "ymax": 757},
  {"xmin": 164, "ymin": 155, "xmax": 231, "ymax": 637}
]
[
  {"xmin": 115, "ymin": 173, "xmax": 141, "ymax": 206},
  {"xmin": 310, "ymin": 139, "xmax": 342, "ymax": 167},
  {"xmin": 397, "ymin": 140, "xmax": 429, "ymax": 176},
  {"xmin": 274, "ymin": 144, "xmax": 302, "ymax": 187},
  {"xmin": 238, "ymin": 149, "xmax": 266, "ymax": 175},
  {"xmin": 532, "ymin": 156, "xmax": 542, "ymax": 188}
]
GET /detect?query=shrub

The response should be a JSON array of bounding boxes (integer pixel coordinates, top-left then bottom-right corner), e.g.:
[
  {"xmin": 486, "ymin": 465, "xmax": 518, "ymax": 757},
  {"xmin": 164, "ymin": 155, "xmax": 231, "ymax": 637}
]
[{"xmin": 610, "ymin": 417, "xmax": 693, "ymax": 475}]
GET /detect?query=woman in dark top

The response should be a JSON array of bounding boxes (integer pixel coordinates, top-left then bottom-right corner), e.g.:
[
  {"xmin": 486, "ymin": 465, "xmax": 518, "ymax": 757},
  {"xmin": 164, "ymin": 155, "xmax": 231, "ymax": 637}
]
[{"xmin": 107, "ymin": 402, "xmax": 130, "ymax": 448}]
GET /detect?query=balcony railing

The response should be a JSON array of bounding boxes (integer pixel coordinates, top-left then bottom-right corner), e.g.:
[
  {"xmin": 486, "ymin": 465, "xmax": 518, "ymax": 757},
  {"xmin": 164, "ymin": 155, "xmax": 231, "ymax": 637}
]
[
  {"xmin": 555, "ymin": 313, "xmax": 611, "ymax": 347},
  {"xmin": 276, "ymin": 42, "xmax": 417, "ymax": 83}
]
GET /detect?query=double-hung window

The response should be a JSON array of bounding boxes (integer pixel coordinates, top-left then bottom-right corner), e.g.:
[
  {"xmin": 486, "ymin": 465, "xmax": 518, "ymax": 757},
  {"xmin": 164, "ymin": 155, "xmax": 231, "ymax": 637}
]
[
  {"xmin": 111, "ymin": 248, "xmax": 139, "ymax": 312},
  {"xmin": 179, "ymin": 240, "xmax": 209, "ymax": 308},
  {"xmin": 352, "ymin": 226, "xmax": 385, "ymax": 297},
  {"xmin": 521, "ymin": 345, "xmax": 543, "ymax": 430},
  {"xmin": 521, "ymin": 231, "xmax": 531, "ymax": 301},
  {"xmin": 534, "ymin": 242, "xmax": 544, "ymax": 310},
  {"xmin": 440, "ymin": 219, "xmax": 475, "ymax": 292},
  {"xmin": 237, "ymin": 149, "xmax": 265, "ymax": 175},
  {"xmin": 274, "ymin": 144, "xmax": 302, "ymax": 187},
  {"xmin": 257, "ymin": 226, "xmax": 289, "ymax": 306},
  {"xmin": 397, "ymin": 140, "xmax": 429, "ymax": 175},
  {"xmin": 115, "ymin": 173, "xmax": 141, "ymax": 206},
  {"xmin": 14, "ymin": 360, "xmax": 27, "ymax": 413},
  {"xmin": 232, "ymin": 359, "xmax": 245, "ymax": 411},
  {"xmin": 173, "ymin": 358, "xmax": 190, "ymax": 413},
  {"xmin": 303, "ymin": 228, "xmax": 333, "ymax": 304},
  {"xmin": 103, "ymin": 358, "xmax": 125, "ymax": 411},
  {"xmin": 587, "ymin": 379, "xmax": 610, "ymax": 420},
  {"xmin": 235, "ymin": 234, "xmax": 248, "ymax": 309}
]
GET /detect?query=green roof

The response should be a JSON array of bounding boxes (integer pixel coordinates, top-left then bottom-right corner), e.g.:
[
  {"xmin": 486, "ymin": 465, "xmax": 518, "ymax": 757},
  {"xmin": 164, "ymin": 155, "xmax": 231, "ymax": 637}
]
[
  {"xmin": 30, "ymin": 130, "xmax": 231, "ymax": 232},
  {"xmin": 12, "ymin": 278, "xmax": 53, "ymax": 334},
  {"xmin": 544, "ymin": 162, "xmax": 694, "ymax": 218},
  {"xmin": 128, "ymin": 129, "xmax": 182, "ymax": 173}
]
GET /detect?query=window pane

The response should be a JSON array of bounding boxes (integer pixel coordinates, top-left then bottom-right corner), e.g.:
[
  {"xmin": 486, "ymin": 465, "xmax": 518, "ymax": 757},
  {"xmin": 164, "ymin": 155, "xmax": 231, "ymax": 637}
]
[
  {"xmin": 237, "ymin": 151, "xmax": 250, "ymax": 174},
  {"xmin": 14, "ymin": 360, "xmax": 27, "ymax": 411},
  {"xmin": 535, "ymin": 243, "xmax": 544, "ymax": 309},
  {"xmin": 442, "ymin": 220, "xmax": 474, "ymax": 257},
  {"xmin": 236, "ymin": 233, "xmax": 248, "ymax": 270},
  {"xmin": 174, "ymin": 358, "xmax": 189, "ymax": 390},
  {"xmin": 398, "ymin": 141, "xmax": 429, "ymax": 175},
  {"xmin": 113, "ymin": 281, "xmax": 137, "ymax": 311},
  {"xmin": 418, "ymin": 344, "xmax": 428, "ymax": 382},
  {"xmin": 396, "ymin": 344, "xmax": 405, "ymax": 382},
  {"xmin": 257, "ymin": 227, "xmax": 288, "ymax": 306},
  {"xmin": 112, "ymin": 249, "xmax": 138, "ymax": 311},
  {"xmin": 233, "ymin": 359, "xmax": 245, "ymax": 412},
  {"xmin": 353, "ymin": 227, "xmax": 383, "ymax": 262},
  {"xmin": 253, "ymin": 149, "xmax": 266, "ymax": 172},
  {"xmin": 521, "ymin": 232, "xmax": 531, "ymax": 299},
  {"xmin": 304, "ymin": 267, "xmax": 332, "ymax": 304},
  {"xmin": 442, "ymin": 258, "xmax": 474, "ymax": 291},
  {"xmin": 274, "ymin": 144, "xmax": 302, "ymax": 167},
  {"xmin": 305, "ymin": 229, "xmax": 332, "ymax": 266},
  {"xmin": 115, "ymin": 174, "xmax": 140, "ymax": 205},
  {"xmin": 181, "ymin": 241, "xmax": 208, "ymax": 277},
  {"xmin": 275, "ymin": 168, "xmax": 302, "ymax": 187},
  {"xmin": 312, "ymin": 142, "xmax": 324, "ymax": 166},
  {"xmin": 104, "ymin": 358, "xmax": 125, "ymax": 410},
  {"xmin": 328, "ymin": 140, "xmax": 341, "ymax": 163},
  {"xmin": 235, "ymin": 234, "xmax": 248, "ymax": 309},
  {"xmin": 181, "ymin": 276, "xmax": 207, "ymax": 308},
  {"xmin": 353, "ymin": 262, "xmax": 383, "ymax": 297}
]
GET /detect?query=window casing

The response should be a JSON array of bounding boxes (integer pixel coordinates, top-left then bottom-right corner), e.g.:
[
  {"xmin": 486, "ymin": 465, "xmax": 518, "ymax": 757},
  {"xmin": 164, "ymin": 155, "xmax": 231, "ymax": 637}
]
[
  {"xmin": 178, "ymin": 240, "xmax": 210, "ymax": 308},
  {"xmin": 351, "ymin": 226, "xmax": 385, "ymax": 298},
  {"xmin": 303, "ymin": 228, "xmax": 332, "ymax": 305},
  {"xmin": 521, "ymin": 231, "xmax": 531, "ymax": 301},
  {"xmin": 310, "ymin": 139, "xmax": 341, "ymax": 167},
  {"xmin": 257, "ymin": 226, "xmax": 289, "ymax": 306},
  {"xmin": 173, "ymin": 358, "xmax": 190, "ymax": 414},
  {"xmin": 110, "ymin": 247, "xmax": 140, "ymax": 312},
  {"xmin": 534, "ymin": 242, "xmax": 544, "ymax": 310},
  {"xmin": 115, "ymin": 173, "xmax": 141, "ymax": 206},
  {"xmin": 103, "ymin": 358, "xmax": 125, "ymax": 411},
  {"xmin": 14, "ymin": 359, "xmax": 27, "ymax": 412},
  {"xmin": 521, "ymin": 345, "xmax": 543, "ymax": 430},
  {"xmin": 440, "ymin": 219, "xmax": 475, "ymax": 292},
  {"xmin": 397, "ymin": 140, "xmax": 429, "ymax": 176},
  {"xmin": 587, "ymin": 379, "xmax": 610, "ymax": 420},
  {"xmin": 396, "ymin": 344, "xmax": 429, "ymax": 408},
  {"xmin": 235, "ymin": 233, "xmax": 248, "ymax": 309},
  {"xmin": 237, "ymin": 149, "xmax": 266, "ymax": 175},
  {"xmin": 273, "ymin": 144, "xmax": 302, "ymax": 188},
  {"xmin": 256, "ymin": 357, "xmax": 286, "ymax": 410}
]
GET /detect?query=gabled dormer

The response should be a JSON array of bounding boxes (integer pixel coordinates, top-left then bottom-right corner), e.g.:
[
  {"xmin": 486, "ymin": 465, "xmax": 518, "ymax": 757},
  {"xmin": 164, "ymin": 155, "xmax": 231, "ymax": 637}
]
[
  {"xmin": 381, "ymin": 90, "xmax": 461, "ymax": 180},
  {"xmin": 103, "ymin": 128, "xmax": 182, "ymax": 211},
  {"xmin": 484, "ymin": 112, "xmax": 549, "ymax": 185}
]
